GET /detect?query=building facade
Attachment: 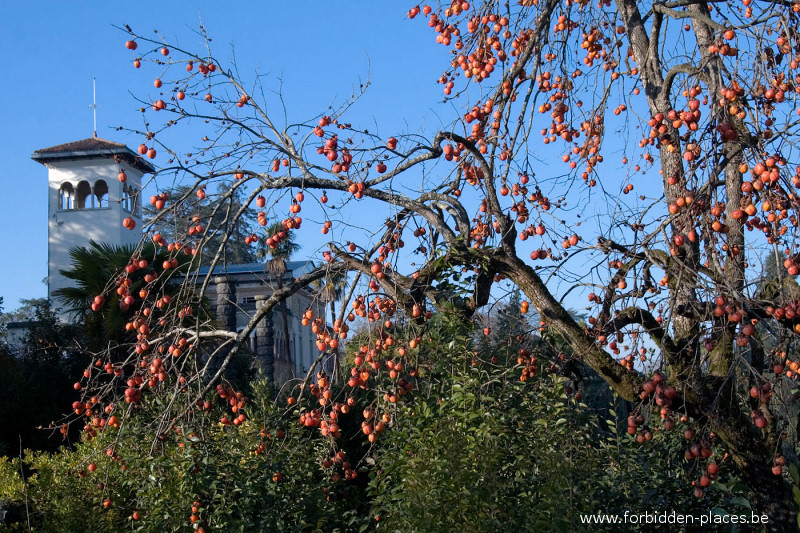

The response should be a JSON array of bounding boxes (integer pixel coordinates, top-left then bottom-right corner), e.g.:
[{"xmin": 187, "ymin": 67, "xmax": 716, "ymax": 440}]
[
  {"xmin": 32, "ymin": 137, "xmax": 331, "ymax": 385},
  {"xmin": 203, "ymin": 263, "xmax": 330, "ymax": 384},
  {"xmin": 32, "ymin": 137, "xmax": 151, "ymax": 303}
]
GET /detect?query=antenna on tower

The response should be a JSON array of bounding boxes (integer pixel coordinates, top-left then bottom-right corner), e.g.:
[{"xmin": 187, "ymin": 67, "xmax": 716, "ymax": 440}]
[{"xmin": 90, "ymin": 77, "xmax": 97, "ymax": 138}]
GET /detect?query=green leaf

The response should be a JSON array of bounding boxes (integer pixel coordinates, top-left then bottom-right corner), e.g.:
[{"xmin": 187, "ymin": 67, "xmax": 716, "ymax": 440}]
[{"xmin": 729, "ymin": 496, "xmax": 752, "ymax": 510}]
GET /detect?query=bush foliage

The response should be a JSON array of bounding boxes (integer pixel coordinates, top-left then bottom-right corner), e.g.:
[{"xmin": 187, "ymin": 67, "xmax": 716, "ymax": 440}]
[{"xmin": 0, "ymin": 309, "xmax": 753, "ymax": 532}]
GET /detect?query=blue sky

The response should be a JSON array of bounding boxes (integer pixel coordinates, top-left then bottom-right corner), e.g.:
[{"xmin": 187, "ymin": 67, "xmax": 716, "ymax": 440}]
[
  {"xmin": 0, "ymin": 2, "xmax": 675, "ymax": 326},
  {"xmin": 0, "ymin": 2, "xmax": 450, "ymax": 311}
]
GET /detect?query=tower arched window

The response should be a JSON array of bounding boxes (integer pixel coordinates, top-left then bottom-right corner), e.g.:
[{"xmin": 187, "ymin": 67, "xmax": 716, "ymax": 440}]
[
  {"xmin": 94, "ymin": 180, "xmax": 108, "ymax": 208},
  {"xmin": 76, "ymin": 181, "xmax": 92, "ymax": 209},
  {"xmin": 59, "ymin": 182, "xmax": 74, "ymax": 210},
  {"xmin": 122, "ymin": 184, "xmax": 131, "ymax": 212}
]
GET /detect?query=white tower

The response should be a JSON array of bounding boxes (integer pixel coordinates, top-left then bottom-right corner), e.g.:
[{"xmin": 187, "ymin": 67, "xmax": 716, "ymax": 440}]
[{"xmin": 32, "ymin": 137, "xmax": 154, "ymax": 304}]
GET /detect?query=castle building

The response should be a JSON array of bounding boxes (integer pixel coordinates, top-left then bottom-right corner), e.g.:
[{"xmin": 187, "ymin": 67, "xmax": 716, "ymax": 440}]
[
  {"xmin": 200, "ymin": 263, "xmax": 329, "ymax": 383},
  {"xmin": 32, "ymin": 137, "xmax": 151, "ymax": 302},
  {"xmin": 32, "ymin": 137, "xmax": 330, "ymax": 384}
]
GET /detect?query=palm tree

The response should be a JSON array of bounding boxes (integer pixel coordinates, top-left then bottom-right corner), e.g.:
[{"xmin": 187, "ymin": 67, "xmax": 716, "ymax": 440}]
[
  {"xmin": 54, "ymin": 241, "xmax": 142, "ymax": 352},
  {"xmin": 264, "ymin": 222, "xmax": 300, "ymax": 380},
  {"xmin": 54, "ymin": 240, "xmax": 191, "ymax": 356},
  {"xmin": 313, "ymin": 271, "xmax": 347, "ymax": 380}
]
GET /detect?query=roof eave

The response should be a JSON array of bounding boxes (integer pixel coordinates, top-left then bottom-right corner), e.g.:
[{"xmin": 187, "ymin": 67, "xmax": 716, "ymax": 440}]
[{"xmin": 31, "ymin": 149, "xmax": 155, "ymax": 173}]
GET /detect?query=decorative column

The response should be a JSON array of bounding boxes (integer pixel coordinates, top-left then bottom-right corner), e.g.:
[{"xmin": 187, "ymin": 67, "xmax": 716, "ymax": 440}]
[
  {"xmin": 210, "ymin": 276, "xmax": 237, "ymax": 380},
  {"xmin": 214, "ymin": 276, "xmax": 237, "ymax": 332},
  {"xmin": 255, "ymin": 294, "xmax": 275, "ymax": 386}
]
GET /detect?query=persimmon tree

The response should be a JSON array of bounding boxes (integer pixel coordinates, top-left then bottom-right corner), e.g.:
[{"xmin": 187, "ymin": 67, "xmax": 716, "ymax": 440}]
[
  {"xmin": 67, "ymin": 0, "xmax": 800, "ymax": 529},
  {"xmin": 1, "ymin": 313, "xmax": 753, "ymax": 531}
]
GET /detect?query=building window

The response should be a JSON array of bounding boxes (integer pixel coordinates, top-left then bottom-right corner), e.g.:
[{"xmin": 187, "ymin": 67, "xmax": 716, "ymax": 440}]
[
  {"xmin": 122, "ymin": 184, "xmax": 131, "ymax": 212},
  {"xmin": 76, "ymin": 181, "xmax": 92, "ymax": 209},
  {"xmin": 241, "ymin": 296, "xmax": 257, "ymax": 313},
  {"xmin": 238, "ymin": 329, "xmax": 257, "ymax": 354},
  {"xmin": 94, "ymin": 180, "xmax": 108, "ymax": 208},
  {"xmin": 59, "ymin": 182, "xmax": 74, "ymax": 210},
  {"xmin": 122, "ymin": 184, "xmax": 141, "ymax": 214}
]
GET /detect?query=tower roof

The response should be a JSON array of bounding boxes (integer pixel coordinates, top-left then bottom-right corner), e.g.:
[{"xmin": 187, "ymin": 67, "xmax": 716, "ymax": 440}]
[{"xmin": 32, "ymin": 137, "xmax": 155, "ymax": 173}]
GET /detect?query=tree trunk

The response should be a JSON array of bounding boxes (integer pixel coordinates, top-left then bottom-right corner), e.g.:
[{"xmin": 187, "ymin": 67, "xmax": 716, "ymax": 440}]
[
  {"xmin": 497, "ymin": 251, "xmax": 797, "ymax": 529},
  {"xmin": 742, "ymin": 465, "xmax": 795, "ymax": 532},
  {"xmin": 714, "ymin": 418, "xmax": 796, "ymax": 532}
]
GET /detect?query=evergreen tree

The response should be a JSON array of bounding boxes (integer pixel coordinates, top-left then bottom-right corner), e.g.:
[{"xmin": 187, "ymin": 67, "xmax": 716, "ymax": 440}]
[
  {"xmin": 145, "ymin": 182, "xmax": 265, "ymax": 265},
  {"xmin": 0, "ymin": 299, "xmax": 87, "ymax": 454}
]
